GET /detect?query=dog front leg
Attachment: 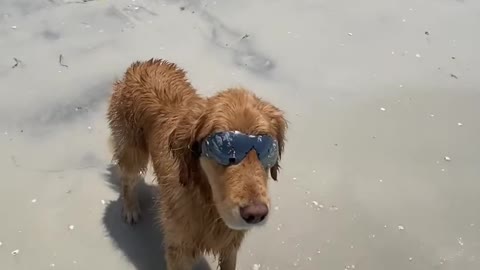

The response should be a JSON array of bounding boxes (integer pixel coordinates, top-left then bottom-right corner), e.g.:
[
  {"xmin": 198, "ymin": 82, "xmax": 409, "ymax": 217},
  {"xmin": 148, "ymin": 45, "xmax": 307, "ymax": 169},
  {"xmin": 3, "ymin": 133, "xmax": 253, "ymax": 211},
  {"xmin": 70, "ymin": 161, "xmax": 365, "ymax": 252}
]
[
  {"xmin": 165, "ymin": 246, "xmax": 197, "ymax": 270},
  {"xmin": 219, "ymin": 249, "xmax": 238, "ymax": 270}
]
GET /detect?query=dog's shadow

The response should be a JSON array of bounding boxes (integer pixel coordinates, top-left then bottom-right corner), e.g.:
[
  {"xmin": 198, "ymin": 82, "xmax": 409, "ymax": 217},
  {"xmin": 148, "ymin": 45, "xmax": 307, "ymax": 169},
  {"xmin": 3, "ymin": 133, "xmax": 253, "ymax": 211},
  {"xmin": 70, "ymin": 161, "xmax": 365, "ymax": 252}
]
[{"xmin": 102, "ymin": 165, "xmax": 212, "ymax": 270}]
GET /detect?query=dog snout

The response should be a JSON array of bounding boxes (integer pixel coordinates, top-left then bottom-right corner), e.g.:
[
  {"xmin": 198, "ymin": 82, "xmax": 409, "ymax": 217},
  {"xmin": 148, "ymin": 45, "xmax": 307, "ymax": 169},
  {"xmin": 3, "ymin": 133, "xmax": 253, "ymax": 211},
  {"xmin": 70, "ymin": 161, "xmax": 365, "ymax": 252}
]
[{"xmin": 240, "ymin": 201, "xmax": 269, "ymax": 224}]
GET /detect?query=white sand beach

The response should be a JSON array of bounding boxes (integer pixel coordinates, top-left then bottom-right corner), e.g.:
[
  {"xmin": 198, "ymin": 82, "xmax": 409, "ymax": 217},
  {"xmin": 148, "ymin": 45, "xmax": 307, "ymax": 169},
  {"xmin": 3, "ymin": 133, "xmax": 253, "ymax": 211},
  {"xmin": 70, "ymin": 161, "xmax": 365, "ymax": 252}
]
[{"xmin": 1, "ymin": 0, "xmax": 479, "ymax": 269}]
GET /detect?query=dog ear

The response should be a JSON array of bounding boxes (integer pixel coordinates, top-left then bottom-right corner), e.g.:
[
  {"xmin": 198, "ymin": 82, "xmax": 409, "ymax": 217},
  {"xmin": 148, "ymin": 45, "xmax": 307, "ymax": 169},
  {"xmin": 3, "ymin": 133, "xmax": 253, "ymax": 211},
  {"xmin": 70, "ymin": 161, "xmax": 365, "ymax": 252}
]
[
  {"xmin": 270, "ymin": 163, "xmax": 280, "ymax": 181},
  {"xmin": 177, "ymin": 141, "xmax": 200, "ymax": 186},
  {"xmin": 266, "ymin": 106, "xmax": 287, "ymax": 181},
  {"xmin": 169, "ymin": 109, "xmax": 207, "ymax": 186}
]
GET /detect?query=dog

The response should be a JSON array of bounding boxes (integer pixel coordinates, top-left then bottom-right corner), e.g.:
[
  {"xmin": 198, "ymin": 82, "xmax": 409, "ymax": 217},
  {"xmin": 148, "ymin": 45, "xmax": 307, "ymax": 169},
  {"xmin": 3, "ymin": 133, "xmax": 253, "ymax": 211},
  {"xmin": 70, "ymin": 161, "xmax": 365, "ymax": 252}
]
[{"xmin": 107, "ymin": 59, "xmax": 287, "ymax": 269}]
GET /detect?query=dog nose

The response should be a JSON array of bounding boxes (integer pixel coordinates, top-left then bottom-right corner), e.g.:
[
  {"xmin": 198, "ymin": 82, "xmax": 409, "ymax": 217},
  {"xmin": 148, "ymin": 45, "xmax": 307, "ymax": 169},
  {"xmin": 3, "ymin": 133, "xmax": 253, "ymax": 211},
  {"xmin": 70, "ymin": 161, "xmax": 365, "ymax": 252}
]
[{"xmin": 240, "ymin": 202, "xmax": 269, "ymax": 224}]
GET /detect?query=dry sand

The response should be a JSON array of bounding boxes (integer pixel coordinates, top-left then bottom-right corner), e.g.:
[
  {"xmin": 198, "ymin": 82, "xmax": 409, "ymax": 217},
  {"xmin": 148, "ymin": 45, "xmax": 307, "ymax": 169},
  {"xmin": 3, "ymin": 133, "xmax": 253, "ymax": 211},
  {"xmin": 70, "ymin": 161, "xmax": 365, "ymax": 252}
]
[{"xmin": 1, "ymin": 0, "xmax": 479, "ymax": 269}]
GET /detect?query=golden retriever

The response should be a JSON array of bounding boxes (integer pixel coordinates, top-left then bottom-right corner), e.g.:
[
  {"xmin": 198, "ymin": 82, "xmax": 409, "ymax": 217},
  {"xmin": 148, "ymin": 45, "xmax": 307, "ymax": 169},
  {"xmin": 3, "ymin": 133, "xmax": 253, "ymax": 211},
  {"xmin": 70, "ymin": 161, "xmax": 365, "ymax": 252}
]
[{"xmin": 107, "ymin": 59, "xmax": 287, "ymax": 269}]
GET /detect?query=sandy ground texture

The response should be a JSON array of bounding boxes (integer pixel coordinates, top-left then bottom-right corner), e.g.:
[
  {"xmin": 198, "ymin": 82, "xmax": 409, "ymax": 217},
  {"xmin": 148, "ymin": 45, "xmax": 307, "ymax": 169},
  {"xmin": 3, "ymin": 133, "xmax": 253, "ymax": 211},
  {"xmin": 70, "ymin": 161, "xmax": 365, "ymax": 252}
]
[{"xmin": 1, "ymin": 0, "xmax": 480, "ymax": 269}]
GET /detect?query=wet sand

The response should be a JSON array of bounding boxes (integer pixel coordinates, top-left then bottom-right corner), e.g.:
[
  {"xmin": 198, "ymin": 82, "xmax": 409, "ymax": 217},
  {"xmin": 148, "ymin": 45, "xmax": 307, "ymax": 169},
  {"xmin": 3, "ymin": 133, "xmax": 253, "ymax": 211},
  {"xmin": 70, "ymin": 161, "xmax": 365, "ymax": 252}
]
[{"xmin": 1, "ymin": 0, "xmax": 479, "ymax": 269}]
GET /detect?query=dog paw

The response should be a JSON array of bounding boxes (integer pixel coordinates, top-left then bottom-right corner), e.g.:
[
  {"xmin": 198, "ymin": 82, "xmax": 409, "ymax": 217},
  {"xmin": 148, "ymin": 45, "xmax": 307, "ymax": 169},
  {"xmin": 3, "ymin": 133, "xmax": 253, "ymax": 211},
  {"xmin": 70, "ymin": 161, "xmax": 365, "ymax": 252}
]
[{"xmin": 122, "ymin": 204, "xmax": 141, "ymax": 225}]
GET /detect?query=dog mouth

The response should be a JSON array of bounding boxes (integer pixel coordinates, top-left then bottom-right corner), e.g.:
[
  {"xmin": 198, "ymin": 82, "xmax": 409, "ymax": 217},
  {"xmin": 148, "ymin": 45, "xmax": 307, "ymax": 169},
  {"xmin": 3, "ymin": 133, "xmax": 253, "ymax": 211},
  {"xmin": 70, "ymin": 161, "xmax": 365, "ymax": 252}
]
[{"xmin": 217, "ymin": 205, "xmax": 269, "ymax": 231}]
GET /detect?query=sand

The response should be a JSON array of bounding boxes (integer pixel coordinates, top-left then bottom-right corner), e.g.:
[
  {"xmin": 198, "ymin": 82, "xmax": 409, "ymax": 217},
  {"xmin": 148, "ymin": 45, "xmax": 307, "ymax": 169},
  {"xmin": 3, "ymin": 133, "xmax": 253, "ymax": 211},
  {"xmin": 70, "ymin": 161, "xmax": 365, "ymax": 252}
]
[{"xmin": 1, "ymin": 0, "xmax": 479, "ymax": 269}]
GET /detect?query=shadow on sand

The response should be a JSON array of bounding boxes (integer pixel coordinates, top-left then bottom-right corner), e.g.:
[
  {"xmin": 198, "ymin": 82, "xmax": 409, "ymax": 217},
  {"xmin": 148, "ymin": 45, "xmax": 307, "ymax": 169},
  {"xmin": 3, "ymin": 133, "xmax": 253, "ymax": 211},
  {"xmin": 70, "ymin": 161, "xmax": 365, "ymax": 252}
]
[{"xmin": 102, "ymin": 165, "xmax": 212, "ymax": 270}]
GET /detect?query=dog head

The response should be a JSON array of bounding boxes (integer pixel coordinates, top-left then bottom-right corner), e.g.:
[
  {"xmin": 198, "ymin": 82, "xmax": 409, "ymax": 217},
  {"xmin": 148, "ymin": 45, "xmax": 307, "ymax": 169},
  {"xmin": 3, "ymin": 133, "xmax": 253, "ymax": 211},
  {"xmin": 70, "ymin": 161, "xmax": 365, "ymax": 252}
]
[{"xmin": 172, "ymin": 88, "xmax": 287, "ymax": 230}]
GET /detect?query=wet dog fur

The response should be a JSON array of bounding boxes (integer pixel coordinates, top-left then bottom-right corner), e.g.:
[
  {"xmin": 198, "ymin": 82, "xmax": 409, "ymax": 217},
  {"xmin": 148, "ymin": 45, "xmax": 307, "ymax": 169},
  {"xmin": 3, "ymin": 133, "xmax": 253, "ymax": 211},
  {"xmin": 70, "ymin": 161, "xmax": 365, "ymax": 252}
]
[{"xmin": 106, "ymin": 59, "xmax": 287, "ymax": 269}]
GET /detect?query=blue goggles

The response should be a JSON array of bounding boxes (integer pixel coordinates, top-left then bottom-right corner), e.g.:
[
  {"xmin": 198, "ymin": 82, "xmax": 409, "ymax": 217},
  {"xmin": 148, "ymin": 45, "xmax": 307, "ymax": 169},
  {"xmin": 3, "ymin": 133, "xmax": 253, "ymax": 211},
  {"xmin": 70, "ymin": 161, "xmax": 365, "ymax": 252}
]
[{"xmin": 201, "ymin": 131, "xmax": 279, "ymax": 168}]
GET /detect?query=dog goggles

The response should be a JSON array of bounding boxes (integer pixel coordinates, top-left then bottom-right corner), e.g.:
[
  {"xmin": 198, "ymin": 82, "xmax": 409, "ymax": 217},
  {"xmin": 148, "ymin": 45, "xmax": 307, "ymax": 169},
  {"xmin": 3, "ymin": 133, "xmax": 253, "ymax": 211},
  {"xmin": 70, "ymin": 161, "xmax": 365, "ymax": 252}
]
[{"xmin": 201, "ymin": 131, "xmax": 279, "ymax": 168}]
